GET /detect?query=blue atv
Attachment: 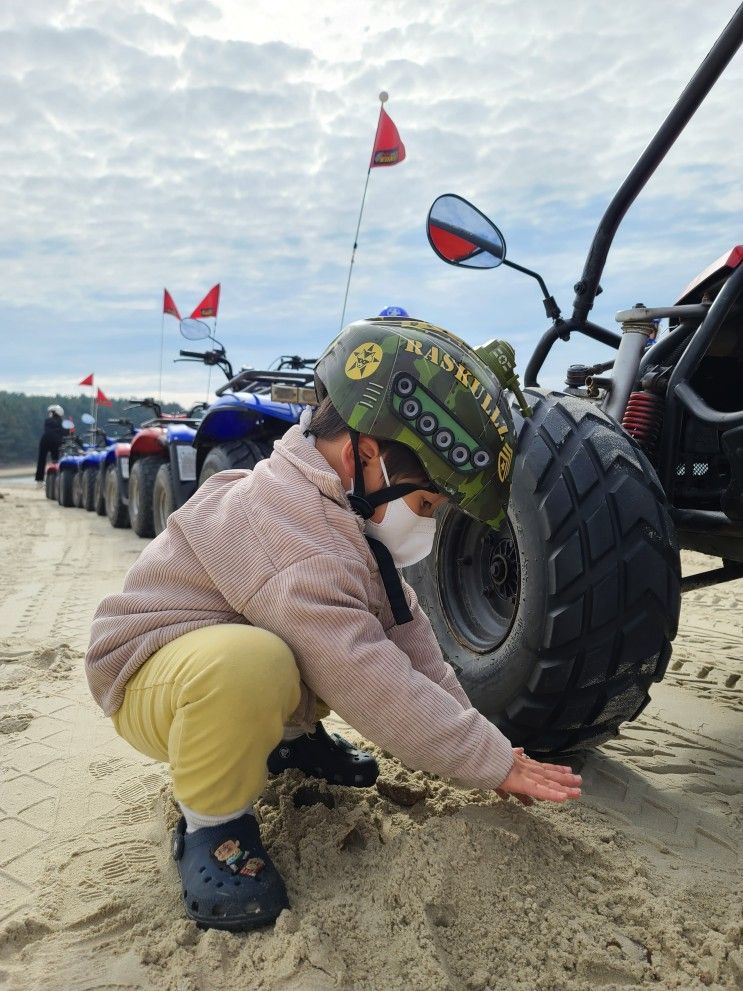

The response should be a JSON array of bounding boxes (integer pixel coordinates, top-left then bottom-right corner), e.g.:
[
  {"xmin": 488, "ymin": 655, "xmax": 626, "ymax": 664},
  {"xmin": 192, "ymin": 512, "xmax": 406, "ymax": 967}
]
[
  {"xmin": 55, "ymin": 419, "xmax": 89, "ymax": 508},
  {"xmin": 176, "ymin": 318, "xmax": 316, "ymax": 486},
  {"xmin": 77, "ymin": 418, "xmax": 121, "ymax": 512}
]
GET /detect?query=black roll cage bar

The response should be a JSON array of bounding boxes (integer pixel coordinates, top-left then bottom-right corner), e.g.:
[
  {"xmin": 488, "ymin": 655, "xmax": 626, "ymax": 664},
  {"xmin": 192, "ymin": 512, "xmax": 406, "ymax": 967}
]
[{"xmin": 523, "ymin": 4, "xmax": 743, "ymax": 388}]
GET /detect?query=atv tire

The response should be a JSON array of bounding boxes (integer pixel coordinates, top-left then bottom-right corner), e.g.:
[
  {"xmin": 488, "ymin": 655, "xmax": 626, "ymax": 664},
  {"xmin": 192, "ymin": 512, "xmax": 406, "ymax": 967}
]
[
  {"xmin": 94, "ymin": 467, "xmax": 107, "ymax": 515},
  {"xmin": 72, "ymin": 470, "xmax": 84, "ymax": 508},
  {"xmin": 153, "ymin": 463, "xmax": 176, "ymax": 536},
  {"xmin": 105, "ymin": 465, "xmax": 130, "ymax": 529},
  {"xmin": 82, "ymin": 467, "xmax": 97, "ymax": 511},
  {"xmin": 404, "ymin": 389, "xmax": 681, "ymax": 757},
  {"xmin": 129, "ymin": 456, "xmax": 162, "ymax": 538},
  {"xmin": 198, "ymin": 439, "xmax": 274, "ymax": 486},
  {"xmin": 44, "ymin": 472, "xmax": 55, "ymax": 500},
  {"xmin": 58, "ymin": 468, "xmax": 75, "ymax": 508}
]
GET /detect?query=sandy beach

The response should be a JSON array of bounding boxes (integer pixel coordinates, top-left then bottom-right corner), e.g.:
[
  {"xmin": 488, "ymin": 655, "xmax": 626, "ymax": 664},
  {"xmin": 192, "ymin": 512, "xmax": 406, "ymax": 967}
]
[{"xmin": 0, "ymin": 482, "xmax": 740, "ymax": 991}]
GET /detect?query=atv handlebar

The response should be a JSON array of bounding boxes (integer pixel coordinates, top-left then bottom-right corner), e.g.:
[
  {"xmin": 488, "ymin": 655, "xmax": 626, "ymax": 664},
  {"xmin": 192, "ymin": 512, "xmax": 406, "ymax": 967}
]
[
  {"xmin": 177, "ymin": 349, "xmax": 234, "ymax": 380},
  {"xmin": 124, "ymin": 398, "xmax": 163, "ymax": 417}
]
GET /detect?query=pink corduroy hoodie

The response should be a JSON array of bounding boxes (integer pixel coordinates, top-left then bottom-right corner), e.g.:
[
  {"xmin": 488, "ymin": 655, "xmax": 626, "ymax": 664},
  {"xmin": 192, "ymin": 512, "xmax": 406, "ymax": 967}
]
[{"xmin": 85, "ymin": 425, "xmax": 514, "ymax": 790}]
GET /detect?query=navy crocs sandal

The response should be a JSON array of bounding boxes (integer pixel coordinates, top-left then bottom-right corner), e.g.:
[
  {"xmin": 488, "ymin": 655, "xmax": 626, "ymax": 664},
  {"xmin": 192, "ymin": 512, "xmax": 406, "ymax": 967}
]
[
  {"xmin": 172, "ymin": 813, "xmax": 289, "ymax": 931},
  {"xmin": 267, "ymin": 720, "xmax": 379, "ymax": 787}
]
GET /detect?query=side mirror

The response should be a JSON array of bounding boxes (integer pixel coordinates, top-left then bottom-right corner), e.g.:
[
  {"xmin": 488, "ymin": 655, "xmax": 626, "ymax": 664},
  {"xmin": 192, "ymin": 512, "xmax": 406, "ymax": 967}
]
[
  {"xmin": 62, "ymin": 418, "xmax": 74, "ymax": 430},
  {"xmin": 81, "ymin": 412, "xmax": 95, "ymax": 425},
  {"xmin": 427, "ymin": 194, "xmax": 506, "ymax": 269},
  {"xmin": 180, "ymin": 318, "xmax": 212, "ymax": 341}
]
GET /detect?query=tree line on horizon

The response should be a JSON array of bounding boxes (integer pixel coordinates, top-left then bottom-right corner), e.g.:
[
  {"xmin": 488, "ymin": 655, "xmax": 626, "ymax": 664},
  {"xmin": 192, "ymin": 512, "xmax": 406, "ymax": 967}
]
[{"xmin": 0, "ymin": 391, "xmax": 184, "ymax": 466}]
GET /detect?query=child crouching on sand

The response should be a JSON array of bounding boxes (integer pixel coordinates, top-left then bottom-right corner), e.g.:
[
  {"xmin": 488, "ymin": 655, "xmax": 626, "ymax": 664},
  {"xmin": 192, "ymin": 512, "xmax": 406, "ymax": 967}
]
[{"xmin": 85, "ymin": 318, "xmax": 581, "ymax": 931}]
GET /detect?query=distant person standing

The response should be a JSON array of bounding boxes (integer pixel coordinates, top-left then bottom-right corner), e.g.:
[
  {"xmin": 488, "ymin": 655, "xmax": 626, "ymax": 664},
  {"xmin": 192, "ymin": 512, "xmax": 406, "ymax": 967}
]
[{"xmin": 35, "ymin": 404, "xmax": 66, "ymax": 483}]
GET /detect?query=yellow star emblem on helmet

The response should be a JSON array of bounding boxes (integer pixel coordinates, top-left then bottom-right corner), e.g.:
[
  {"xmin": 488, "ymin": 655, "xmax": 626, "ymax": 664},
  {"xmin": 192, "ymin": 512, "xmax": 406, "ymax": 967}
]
[{"xmin": 345, "ymin": 342, "xmax": 384, "ymax": 380}]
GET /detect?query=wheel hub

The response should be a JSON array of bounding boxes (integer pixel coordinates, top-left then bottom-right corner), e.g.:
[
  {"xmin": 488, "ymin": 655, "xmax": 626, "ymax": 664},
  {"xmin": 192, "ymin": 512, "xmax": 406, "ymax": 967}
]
[{"xmin": 437, "ymin": 509, "xmax": 521, "ymax": 653}]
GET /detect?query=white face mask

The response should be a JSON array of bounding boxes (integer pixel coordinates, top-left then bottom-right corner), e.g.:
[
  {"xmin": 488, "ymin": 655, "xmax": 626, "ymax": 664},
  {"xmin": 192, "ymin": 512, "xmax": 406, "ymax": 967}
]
[{"xmin": 364, "ymin": 458, "xmax": 437, "ymax": 568}]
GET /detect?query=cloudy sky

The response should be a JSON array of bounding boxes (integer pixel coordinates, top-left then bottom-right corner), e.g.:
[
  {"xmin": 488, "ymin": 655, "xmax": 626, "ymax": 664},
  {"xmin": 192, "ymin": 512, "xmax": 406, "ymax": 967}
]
[{"xmin": 2, "ymin": 0, "xmax": 742, "ymax": 405}]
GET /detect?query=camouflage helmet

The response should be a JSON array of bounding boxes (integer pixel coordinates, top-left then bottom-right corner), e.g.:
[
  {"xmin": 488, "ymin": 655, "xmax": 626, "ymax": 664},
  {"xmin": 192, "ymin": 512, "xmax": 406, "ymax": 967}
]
[{"xmin": 314, "ymin": 317, "xmax": 523, "ymax": 528}]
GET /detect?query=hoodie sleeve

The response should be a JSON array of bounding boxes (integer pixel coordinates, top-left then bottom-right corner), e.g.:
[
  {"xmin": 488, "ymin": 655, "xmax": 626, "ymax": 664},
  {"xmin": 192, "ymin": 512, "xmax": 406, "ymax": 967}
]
[
  {"xmin": 386, "ymin": 580, "xmax": 473, "ymax": 710},
  {"xmin": 245, "ymin": 553, "xmax": 513, "ymax": 791}
]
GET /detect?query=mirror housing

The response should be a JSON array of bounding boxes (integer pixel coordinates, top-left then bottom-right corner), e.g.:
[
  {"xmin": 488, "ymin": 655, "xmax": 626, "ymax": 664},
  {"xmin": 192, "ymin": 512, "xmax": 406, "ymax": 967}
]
[
  {"xmin": 427, "ymin": 194, "xmax": 506, "ymax": 269},
  {"xmin": 81, "ymin": 412, "xmax": 95, "ymax": 425}
]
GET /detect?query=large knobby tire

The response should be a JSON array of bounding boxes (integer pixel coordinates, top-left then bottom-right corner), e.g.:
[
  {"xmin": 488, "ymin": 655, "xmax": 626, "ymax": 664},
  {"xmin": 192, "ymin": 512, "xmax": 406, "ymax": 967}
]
[
  {"xmin": 94, "ymin": 467, "xmax": 107, "ymax": 515},
  {"xmin": 404, "ymin": 389, "xmax": 681, "ymax": 757},
  {"xmin": 44, "ymin": 472, "xmax": 55, "ymax": 500},
  {"xmin": 198, "ymin": 439, "xmax": 274, "ymax": 486},
  {"xmin": 105, "ymin": 465, "xmax": 130, "ymax": 529},
  {"xmin": 58, "ymin": 468, "xmax": 75, "ymax": 508},
  {"xmin": 82, "ymin": 467, "xmax": 97, "ymax": 511},
  {"xmin": 153, "ymin": 463, "xmax": 176, "ymax": 536},
  {"xmin": 128, "ymin": 456, "xmax": 162, "ymax": 538}
]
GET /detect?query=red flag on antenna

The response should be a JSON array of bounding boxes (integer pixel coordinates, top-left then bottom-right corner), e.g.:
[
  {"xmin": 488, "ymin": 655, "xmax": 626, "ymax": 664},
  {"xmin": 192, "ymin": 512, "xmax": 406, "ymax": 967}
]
[
  {"xmin": 370, "ymin": 108, "xmax": 406, "ymax": 168},
  {"xmin": 79, "ymin": 373, "xmax": 94, "ymax": 386},
  {"xmin": 163, "ymin": 289, "xmax": 181, "ymax": 320},
  {"xmin": 96, "ymin": 387, "xmax": 112, "ymax": 407},
  {"xmin": 190, "ymin": 284, "xmax": 220, "ymax": 319}
]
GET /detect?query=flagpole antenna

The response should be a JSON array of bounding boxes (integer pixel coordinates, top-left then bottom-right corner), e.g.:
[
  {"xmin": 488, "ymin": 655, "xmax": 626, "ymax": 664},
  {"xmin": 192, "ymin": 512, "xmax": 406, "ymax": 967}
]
[
  {"xmin": 158, "ymin": 306, "xmax": 165, "ymax": 403},
  {"xmin": 339, "ymin": 93, "xmax": 388, "ymax": 332}
]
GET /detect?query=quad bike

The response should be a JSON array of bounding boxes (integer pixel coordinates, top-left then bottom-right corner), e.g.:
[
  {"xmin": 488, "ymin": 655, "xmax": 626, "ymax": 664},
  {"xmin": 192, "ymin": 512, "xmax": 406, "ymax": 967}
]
[
  {"xmin": 77, "ymin": 415, "xmax": 118, "ymax": 511},
  {"xmin": 54, "ymin": 419, "xmax": 88, "ymax": 508},
  {"xmin": 111, "ymin": 398, "xmax": 203, "ymax": 538},
  {"xmin": 98, "ymin": 415, "xmax": 138, "ymax": 526},
  {"xmin": 177, "ymin": 317, "xmax": 316, "ymax": 489},
  {"xmin": 405, "ymin": 6, "xmax": 743, "ymax": 757},
  {"xmin": 53, "ymin": 414, "xmax": 112, "ymax": 509}
]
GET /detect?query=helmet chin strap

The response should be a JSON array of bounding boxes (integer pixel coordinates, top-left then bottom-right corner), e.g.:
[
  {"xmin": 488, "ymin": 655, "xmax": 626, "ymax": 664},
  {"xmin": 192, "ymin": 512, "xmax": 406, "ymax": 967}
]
[
  {"xmin": 346, "ymin": 429, "xmax": 420, "ymax": 625},
  {"xmin": 346, "ymin": 430, "xmax": 420, "ymax": 520}
]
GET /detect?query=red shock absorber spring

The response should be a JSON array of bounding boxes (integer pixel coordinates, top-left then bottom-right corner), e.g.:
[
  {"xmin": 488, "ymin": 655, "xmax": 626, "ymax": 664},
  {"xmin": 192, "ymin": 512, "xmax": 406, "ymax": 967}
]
[{"xmin": 622, "ymin": 391, "xmax": 664, "ymax": 460}]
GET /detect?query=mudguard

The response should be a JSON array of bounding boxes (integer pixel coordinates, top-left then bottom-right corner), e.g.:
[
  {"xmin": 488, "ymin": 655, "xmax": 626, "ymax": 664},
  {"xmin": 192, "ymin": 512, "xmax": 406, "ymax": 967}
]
[
  {"xmin": 195, "ymin": 393, "xmax": 302, "ymax": 445},
  {"xmin": 165, "ymin": 424, "xmax": 198, "ymax": 507},
  {"xmin": 113, "ymin": 441, "xmax": 132, "ymax": 499},
  {"xmin": 129, "ymin": 427, "xmax": 167, "ymax": 462}
]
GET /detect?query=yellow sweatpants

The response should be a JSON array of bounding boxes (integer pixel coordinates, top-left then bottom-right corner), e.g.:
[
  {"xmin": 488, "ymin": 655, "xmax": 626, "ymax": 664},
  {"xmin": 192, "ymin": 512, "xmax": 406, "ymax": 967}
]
[{"xmin": 111, "ymin": 624, "xmax": 301, "ymax": 816}]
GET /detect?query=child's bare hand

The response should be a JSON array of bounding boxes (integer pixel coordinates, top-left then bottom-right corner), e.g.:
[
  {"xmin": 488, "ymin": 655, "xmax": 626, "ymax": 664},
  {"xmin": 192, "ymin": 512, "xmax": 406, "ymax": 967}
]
[{"xmin": 496, "ymin": 748, "xmax": 582, "ymax": 805}]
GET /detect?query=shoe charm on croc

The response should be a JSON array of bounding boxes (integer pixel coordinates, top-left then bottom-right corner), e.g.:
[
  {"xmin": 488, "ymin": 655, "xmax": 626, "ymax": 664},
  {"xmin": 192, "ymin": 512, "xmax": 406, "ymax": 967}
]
[
  {"xmin": 267, "ymin": 721, "xmax": 378, "ymax": 787},
  {"xmin": 172, "ymin": 813, "xmax": 288, "ymax": 931}
]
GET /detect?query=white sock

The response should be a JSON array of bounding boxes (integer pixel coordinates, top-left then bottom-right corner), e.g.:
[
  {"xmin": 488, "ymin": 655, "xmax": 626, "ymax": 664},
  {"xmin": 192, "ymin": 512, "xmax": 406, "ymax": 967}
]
[
  {"xmin": 179, "ymin": 801, "xmax": 254, "ymax": 834},
  {"xmin": 281, "ymin": 724, "xmax": 308, "ymax": 741}
]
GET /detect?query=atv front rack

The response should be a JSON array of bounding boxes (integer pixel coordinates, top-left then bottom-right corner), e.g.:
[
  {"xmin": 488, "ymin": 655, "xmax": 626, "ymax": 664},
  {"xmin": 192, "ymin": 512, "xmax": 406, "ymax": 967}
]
[{"xmin": 215, "ymin": 368, "xmax": 316, "ymax": 399}]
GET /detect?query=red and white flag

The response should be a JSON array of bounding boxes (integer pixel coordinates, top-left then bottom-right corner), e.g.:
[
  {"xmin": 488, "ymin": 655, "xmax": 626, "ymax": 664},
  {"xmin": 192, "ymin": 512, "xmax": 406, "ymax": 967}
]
[
  {"xmin": 370, "ymin": 108, "xmax": 406, "ymax": 168},
  {"xmin": 190, "ymin": 284, "xmax": 220, "ymax": 319},
  {"xmin": 96, "ymin": 387, "xmax": 112, "ymax": 407},
  {"xmin": 79, "ymin": 373, "xmax": 94, "ymax": 386},
  {"xmin": 163, "ymin": 289, "xmax": 181, "ymax": 320}
]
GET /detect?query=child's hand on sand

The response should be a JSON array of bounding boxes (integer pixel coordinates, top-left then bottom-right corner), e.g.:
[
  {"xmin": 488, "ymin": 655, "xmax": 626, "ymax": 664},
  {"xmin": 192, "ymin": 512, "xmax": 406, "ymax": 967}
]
[{"xmin": 495, "ymin": 748, "xmax": 582, "ymax": 805}]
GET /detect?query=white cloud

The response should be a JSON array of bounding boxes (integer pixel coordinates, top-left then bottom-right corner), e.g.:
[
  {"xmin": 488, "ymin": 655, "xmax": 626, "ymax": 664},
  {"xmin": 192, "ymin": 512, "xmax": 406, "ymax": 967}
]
[{"xmin": 0, "ymin": 0, "xmax": 741, "ymax": 403}]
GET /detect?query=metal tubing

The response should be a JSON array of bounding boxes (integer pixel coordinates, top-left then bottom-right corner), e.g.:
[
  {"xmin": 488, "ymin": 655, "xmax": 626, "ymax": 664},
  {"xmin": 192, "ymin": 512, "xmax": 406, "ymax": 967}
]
[
  {"xmin": 672, "ymin": 506, "xmax": 743, "ymax": 535},
  {"xmin": 660, "ymin": 261, "xmax": 743, "ymax": 489},
  {"xmin": 602, "ymin": 328, "xmax": 650, "ymax": 421},
  {"xmin": 524, "ymin": 319, "xmax": 621, "ymax": 386},
  {"xmin": 570, "ymin": 5, "xmax": 743, "ymax": 327},
  {"xmin": 675, "ymin": 382, "xmax": 743, "ymax": 429},
  {"xmin": 681, "ymin": 563, "xmax": 743, "ymax": 593},
  {"xmin": 614, "ymin": 304, "xmax": 708, "ymax": 323},
  {"xmin": 638, "ymin": 320, "xmax": 696, "ymax": 377}
]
